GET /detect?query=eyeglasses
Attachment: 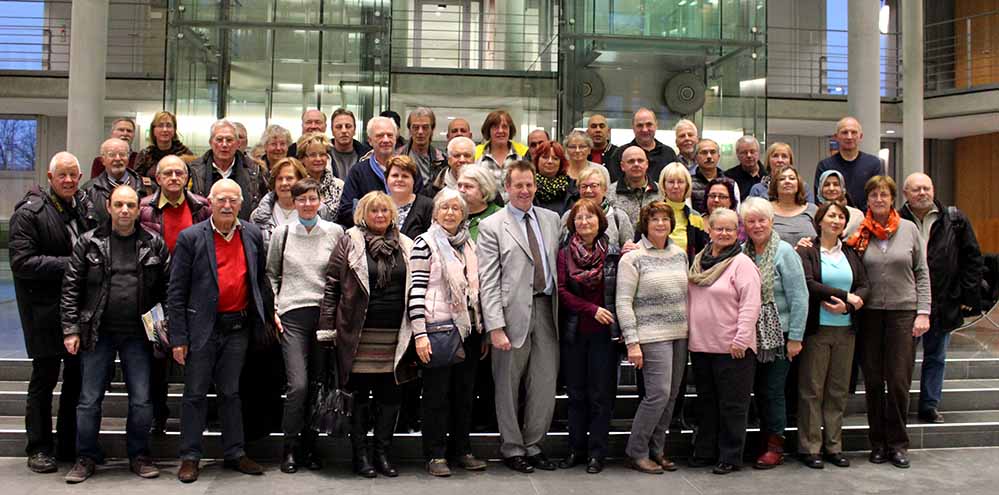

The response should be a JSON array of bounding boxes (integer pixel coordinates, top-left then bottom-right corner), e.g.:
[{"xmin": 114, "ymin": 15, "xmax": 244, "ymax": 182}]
[
  {"xmin": 707, "ymin": 193, "xmax": 730, "ymax": 201},
  {"xmin": 103, "ymin": 151, "xmax": 129, "ymax": 159},
  {"xmin": 213, "ymin": 196, "xmax": 241, "ymax": 205},
  {"xmin": 712, "ymin": 226, "xmax": 737, "ymax": 234},
  {"xmin": 294, "ymin": 196, "xmax": 321, "ymax": 205},
  {"xmin": 212, "ymin": 136, "xmax": 236, "ymax": 144},
  {"xmin": 567, "ymin": 144, "xmax": 589, "ymax": 151},
  {"xmin": 578, "ymin": 182, "xmax": 602, "ymax": 191},
  {"xmin": 159, "ymin": 169, "xmax": 186, "ymax": 178}
]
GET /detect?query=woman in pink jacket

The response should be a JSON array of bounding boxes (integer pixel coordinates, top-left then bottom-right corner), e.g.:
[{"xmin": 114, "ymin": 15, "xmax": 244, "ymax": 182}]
[{"xmin": 686, "ymin": 208, "xmax": 762, "ymax": 475}]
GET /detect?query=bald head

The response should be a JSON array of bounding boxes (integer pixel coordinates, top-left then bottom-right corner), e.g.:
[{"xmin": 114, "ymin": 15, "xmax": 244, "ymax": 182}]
[
  {"xmin": 107, "ymin": 185, "xmax": 140, "ymax": 234},
  {"xmin": 834, "ymin": 116, "xmax": 863, "ymax": 157},
  {"xmin": 903, "ymin": 172, "xmax": 935, "ymax": 216},
  {"xmin": 446, "ymin": 118, "xmax": 472, "ymax": 142},
  {"xmin": 100, "ymin": 138, "xmax": 131, "ymax": 180}
]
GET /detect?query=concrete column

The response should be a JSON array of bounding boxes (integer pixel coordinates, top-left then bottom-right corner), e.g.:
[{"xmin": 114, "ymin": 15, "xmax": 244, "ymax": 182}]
[
  {"xmin": 847, "ymin": 0, "xmax": 881, "ymax": 156},
  {"xmin": 902, "ymin": 1, "xmax": 925, "ymax": 176},
  {"xmin": 66, "ymin": 0, "xmax": 109, "ymax": 175}
]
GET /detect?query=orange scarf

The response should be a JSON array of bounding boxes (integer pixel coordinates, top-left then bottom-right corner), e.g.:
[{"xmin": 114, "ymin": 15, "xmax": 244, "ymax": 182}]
[{"xmin": 847, "ymin": 208, "xmax": 900, "ymax": 254}]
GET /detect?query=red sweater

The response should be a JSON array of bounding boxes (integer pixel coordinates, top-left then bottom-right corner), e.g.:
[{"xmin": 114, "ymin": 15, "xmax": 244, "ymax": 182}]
[
  {"xmin": 161, "ymin": 200, "xmax": 193, "ymax": 253},
  {"xmin": 215, "ymin": 229, "xmax": 249, "ymax": 313}
]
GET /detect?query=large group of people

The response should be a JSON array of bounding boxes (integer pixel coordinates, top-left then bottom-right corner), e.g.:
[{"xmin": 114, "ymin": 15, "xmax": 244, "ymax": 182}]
[{"xmin": 7, "ymin": 105, "xmax": 986, "ymax": 486}]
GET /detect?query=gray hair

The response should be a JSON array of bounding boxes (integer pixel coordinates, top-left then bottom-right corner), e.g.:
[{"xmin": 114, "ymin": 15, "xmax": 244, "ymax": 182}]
[
  {"xmin": 739, "ymin": 196, "xmax": 774, "ymax": 222},
  {"xmin": 695, "ymin": 138, "xmax": 719, "ymax": 154},
  {"xmin": 48, "ymin": 151, "xmax": 81, "ymax": 174},
  {"xmin": 209, "ymin": 178, "xmax": 243, "ymax": 201},
  {"xmin": 232, "ymin": 122, "xmax": 247, "ymax": 136},
  {"xmin": 577, "ymin": 165, "xmax": 607, "ymax": 189},
  {"xmin": 260, "ymin": 124, "xmax": 292, "ymax": 146},
  {"xmin": 432, "ymin": 188, "xmax": 469, "ymax": 220},
  {"xmin": 406, "ymin": 106, "xmax": 436, "ymax": 129},
  {"xmin": 209, "ymin": 119, "xmax": 237, "ymax": 138},
  {"xmin": 366, "ymin": 116, "xmax": 398, "ymax": 137},
  {"xmin": 110, "ymin": 117, "xmax": 135, "ymax": 131},
  {"xmin": 563, "ymin": 130, "xmax": 593, "ymax": 150},
  {"xmin": 736, "ymin": 135, "xmax": 760, "ymax": 151},
  {"xmin": 674, "ymin": 119, "xmax": 698, "ymax": 135},
  {"xmin": 707, "ymin": 207, "xmax": 739, "ymax": 229},
  {"xmin": 458, "ymin": 163, "xmax": 498, "ymax": 203},
  {"xmin": 447, "ymin": 136, "xmax": 475, "ymax": 155}
]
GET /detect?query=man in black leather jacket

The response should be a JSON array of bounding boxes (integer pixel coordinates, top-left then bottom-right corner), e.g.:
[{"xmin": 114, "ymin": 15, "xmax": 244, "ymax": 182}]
[
  {"xmin": 60, "ymin": 184, "xmax": 170, "ymax": 483},
  {"xmin": 9, "ymin": 152, "xmax": 95, "ymax": 473}
]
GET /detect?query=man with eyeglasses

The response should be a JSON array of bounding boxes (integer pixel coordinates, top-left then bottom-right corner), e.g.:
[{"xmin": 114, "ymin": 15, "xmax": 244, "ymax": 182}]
[
  {"xmin": 169, "ymin": 178, "xmax": 273, "ymax": 483},
  {"xmin": 89, "ymin": 118, "xmax": 138, "ymax": 178},
  {"xmin": 139, "ymin": 155, "xmax": 213, "ymax": 435},
  {"xmin": 188, "ymin": 119, "xmax": 266, "ymax": 220},
  {"xmin": 82, "ymin": 138, "xmax": 147, "ymax": 226}
]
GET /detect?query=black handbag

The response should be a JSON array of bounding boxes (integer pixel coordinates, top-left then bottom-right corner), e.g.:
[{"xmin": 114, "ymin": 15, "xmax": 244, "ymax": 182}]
[
  {"xmin": 309, "ymin": 347, "xmax": 353, "ymax": 438},
  {"xmin": 422, "ymin": 320, "xmax": 466, "ymax": 368}
]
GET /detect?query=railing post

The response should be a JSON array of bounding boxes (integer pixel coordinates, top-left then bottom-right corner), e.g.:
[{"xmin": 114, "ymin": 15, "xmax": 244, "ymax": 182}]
[{"xmin": 965, "ymin": 17, "xmax": 972, "ymax": 88}]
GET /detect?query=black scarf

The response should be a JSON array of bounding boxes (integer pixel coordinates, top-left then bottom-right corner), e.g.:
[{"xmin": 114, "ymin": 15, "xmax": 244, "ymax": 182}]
[
  {"xmin": 698, "ymin": 241, "xmax": 741, "ymax": 271},
  {"xmin": 535, "ymin": 173, "xmax": 569, "ymax": 204},
  {"xmin": 362, "ymin": 226, "xmax": 401, "ymax": 290}
]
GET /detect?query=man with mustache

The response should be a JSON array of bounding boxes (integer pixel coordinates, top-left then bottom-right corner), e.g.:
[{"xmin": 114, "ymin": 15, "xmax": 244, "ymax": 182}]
[
  {"xmin": 690, "ymin": 139, "xmax": 732, "ymax": 214},
  {"xmin": 10, "ymin": 152, "xmax": 95, "ymax": 473},
  {"xmin": 168, "ymin": 179, "xmax": 274, "ymax": 483}
]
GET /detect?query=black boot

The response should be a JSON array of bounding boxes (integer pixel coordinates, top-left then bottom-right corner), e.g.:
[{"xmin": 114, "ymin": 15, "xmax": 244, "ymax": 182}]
[
  {"xmin": 301, "ymin": 430, "xmax": 323, "ymax": 470},
  {"xmin": 280, "ymin": 442, "xmax": 298, "ymax": 474},
  {"xmin": 373, "ymin": 402, "xmax": 400, "ymax": 477}
]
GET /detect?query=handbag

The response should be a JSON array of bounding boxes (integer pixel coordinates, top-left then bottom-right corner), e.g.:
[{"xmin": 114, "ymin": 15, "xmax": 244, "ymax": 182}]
[
  {"xmin": 309, "ymin": 346, "xmax": 353, "ymax": 438},
  {"xmin": 422, "ymin": 320, "xmax": 466, "ymax": 368}
]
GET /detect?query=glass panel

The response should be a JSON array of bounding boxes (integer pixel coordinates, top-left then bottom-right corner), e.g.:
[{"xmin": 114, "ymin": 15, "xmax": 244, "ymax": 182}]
[{"xmin": 0, "ymin": 117, "xmax": 37, "ymax": 171}]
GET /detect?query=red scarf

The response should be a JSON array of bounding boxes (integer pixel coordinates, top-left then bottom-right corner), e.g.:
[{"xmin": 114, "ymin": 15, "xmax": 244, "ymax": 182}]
[
  {"xmin": 568, "ymin": 234, "xmax": 607, "ymax": 291},
  {"xmin": 847, "ymin": 208, "xmax": 900, "ymax": 254}
]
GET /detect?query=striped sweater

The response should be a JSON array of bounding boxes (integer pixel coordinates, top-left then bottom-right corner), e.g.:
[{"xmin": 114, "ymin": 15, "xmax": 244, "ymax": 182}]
[
  {"xmin": 405, "ymin": 233, "xmax": 482, "ymax": 338},
  {"xmin": 615, "ymin": 237, "xmax": 689, "ymax": 345}
]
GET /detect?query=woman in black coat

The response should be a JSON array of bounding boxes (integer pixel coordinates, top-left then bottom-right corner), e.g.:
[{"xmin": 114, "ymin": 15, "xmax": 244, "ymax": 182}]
[{"xmin": 795, "ymin": 202, "xmax": 870, "ymax": 469}]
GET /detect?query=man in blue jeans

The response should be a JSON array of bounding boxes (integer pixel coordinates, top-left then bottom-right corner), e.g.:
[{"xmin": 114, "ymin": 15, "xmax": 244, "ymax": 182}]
[
  {"xmin": 60, "ymin": 185, "xmax": 170, "ymax": 483},
  {"xmin": 901, "ymin": 173, "xmax": 984, "ymax": 424}
]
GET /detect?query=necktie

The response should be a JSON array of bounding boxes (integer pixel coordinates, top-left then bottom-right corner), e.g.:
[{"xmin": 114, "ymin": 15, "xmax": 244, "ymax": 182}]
[{"xmin": 524, "ymin": 213, "xmax": 546, "ymax": 294}]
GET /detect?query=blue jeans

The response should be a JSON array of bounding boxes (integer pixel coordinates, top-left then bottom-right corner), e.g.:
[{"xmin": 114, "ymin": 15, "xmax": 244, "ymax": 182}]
[
  {"xmin": 77, "ymin": 333, "xmax": 153, "ymax": 462},
  {"xmin": 919, "ymin": 329, "xmax": 951, "ymax": 412},
  {"xmin": 180, "ymin": 329, "xmax": 249, "ymax": 461}
]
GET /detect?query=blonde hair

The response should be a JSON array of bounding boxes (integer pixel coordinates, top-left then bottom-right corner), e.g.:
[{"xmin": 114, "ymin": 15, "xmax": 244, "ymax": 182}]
[
  {"xmin": 658, "ymin": 162, "xmax": 693, "ymax": 200},
  {"xmin": 353, "ymin": 191, "xmax": 398, "ymax": 228}
]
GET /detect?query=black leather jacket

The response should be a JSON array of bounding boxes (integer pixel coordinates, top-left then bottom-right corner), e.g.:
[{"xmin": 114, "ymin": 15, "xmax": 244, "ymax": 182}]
[{"xmin": 60, "ymin": 222, "xmax": 170, "ymax": 351}]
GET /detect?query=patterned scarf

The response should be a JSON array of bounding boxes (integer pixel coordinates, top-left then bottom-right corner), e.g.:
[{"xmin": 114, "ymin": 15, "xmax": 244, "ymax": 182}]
[
  {"xmin": 688, "ymin": 241, "xmax": 741, "ymax": 286},
  {"xmin": 746, "ymin": 230, "xmax": 785, "ymax": 362},
  {"xmin": 535, "ymin": 173, "xmax": 570, "ymax": 204},
  {"xmin": 567, "ymin": 233, "xmax": 607, "ymax": 291},
  {"xmin": 429, "ymin": 222, "xmax": 479, "ymax": 335},
  {"xmin": 847, "ymin": 207, "xmax": 900, "ymax": 255},
  {"xmin": 362, "ymin": 225, "xmax": 400, "ymax": 289}
]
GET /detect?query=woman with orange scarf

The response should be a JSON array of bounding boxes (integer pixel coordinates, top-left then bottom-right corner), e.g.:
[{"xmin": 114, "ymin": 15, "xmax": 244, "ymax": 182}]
[{"xmin": 847, "ymin": 176, "xmax": 930, "ymax": 470}]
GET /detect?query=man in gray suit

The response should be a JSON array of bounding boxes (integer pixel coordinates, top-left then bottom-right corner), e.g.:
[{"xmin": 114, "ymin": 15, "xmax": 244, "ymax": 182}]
[{"xmin": 477, "ymin": 159, "xmax": 561, "ymax": 473}]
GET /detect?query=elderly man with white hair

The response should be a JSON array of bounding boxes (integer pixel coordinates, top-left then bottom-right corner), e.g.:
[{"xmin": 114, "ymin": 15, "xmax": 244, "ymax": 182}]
[
  {"xmin": 169, "ymin": 178, "xmax": 274, "ymax": 483},
  {"xmin": 674, "ymin": 119, "xmax": 699, "ymax": 171},
  {"xmin": 82, "ymin": 138, "xmax": 147, "ymax": 226},
  {"xmin": 423, "ymin": 136, "xmax": 476, "ymax": 198},
  {"xmin": 10, "ymin": 152, "xmax": 96, "ymax": 474},
  {"xmin": 188, "ymin": 119, "xmax": 267, "ymax": 219},
  {"xmin": 336, "ymin": 116, "xmax": 424, "ymax": 226}
]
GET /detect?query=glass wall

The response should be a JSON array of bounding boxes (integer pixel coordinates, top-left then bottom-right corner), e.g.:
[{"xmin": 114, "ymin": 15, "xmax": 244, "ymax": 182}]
[
  {"xmin": 166, "ymin": 0, "xmax": 390, "ymax": 152},
  {"xmin": 560, "ymin": 0, "xmax": 766, "ymax": 162}
]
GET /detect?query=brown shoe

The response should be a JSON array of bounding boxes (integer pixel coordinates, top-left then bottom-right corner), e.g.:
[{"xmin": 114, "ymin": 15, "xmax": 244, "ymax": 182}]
[
  {"xmin": 426, "ymin": 458, "xmax": 452, "ymax": 477},
  {"xmin": 130, "ymin": 456, "xmax": 160, "ymax": 479},
  {"xmin": 223, "ymin": 455, "xmax": 264, "ymax": 475},
  {"xmin": 626, "ymin": 457, "xmax": 664, "ymax": 474},
  {"xmin": 650, "ymin": 454, "xmax": 678, "ymax": 472},
  {"xmin": 456, "ymin": 453, "xmax": 487, "ymax": 471},
  {"xmin": 64, "ymin": 457, "xmax": 96, "ymax": 484},
  {"xmin": 177, "ymin": 460, "xmax": 200, "ymax": 483}
]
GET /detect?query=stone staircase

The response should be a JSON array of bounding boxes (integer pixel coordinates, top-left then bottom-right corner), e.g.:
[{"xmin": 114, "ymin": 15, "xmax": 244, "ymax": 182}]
[{"xmin": 0, "ymin": 325, "xmax": 998, "ymax": 461}]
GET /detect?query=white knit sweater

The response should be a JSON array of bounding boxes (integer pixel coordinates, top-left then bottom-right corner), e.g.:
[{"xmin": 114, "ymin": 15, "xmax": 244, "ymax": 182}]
[{"xmin": 615, "ymin": 237, "xmax": 689, "ymax": 345}]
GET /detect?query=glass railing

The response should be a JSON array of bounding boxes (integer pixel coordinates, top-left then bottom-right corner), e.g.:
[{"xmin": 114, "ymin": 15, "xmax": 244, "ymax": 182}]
[
  {"xmin": 0, "ymin": 0, "xmax": 166, "ymax": 77},
  {"xmin": 572, "ymin": 0, "xmax": 765, "ymax": 42}
]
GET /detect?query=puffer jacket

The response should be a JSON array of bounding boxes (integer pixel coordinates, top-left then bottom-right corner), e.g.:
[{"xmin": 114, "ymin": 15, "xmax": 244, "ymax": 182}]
[
  {"xmin": 9, "ymin": 186, "xmax": 96, "ymax": 358},
  {"xmin": 59, "ymin": 222, "xmax": 170, "ymax": 351},
  {"xmin": 317, "ymin": 227, "xmax": 418, "ymax": 386}
]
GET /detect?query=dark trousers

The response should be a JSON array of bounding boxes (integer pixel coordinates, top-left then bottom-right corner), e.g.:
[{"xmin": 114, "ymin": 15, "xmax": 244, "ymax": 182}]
[
  {"xmin": 918, "ymin": 327, "xmax": 951, "ymax": 412},
  {"xmin": 859, "ymin": 309, "xmax": 916, "ymax": 452},
  {"xmin": 179, "ymin": 327, "xmax": 249, "ymax": 461},
  {"xmin": 25, "ymin": 354, "xmax": 81, "ymax": 458},
  {"xmin": 149, "ymin": 354, "xmax": 172, "ymax": 426},
  {"xmin": 691, "ymin": 351, "xmax": 755, "ymax": 465},
  {"xmin": 471, "ymin": 352, "xmax": 497, "ymax": 431},
  {"xmin": 421, "ymin": 330, "xmax": 482, "ymax": 460},
  {"xmin": 347, "ymin": 372, "xmax": 401, "ymax": 456},
  {"xmin": 562, "ymin": 330, "xmax": 618, "ymax": 460},
  {"xmin": 279, "ymin": 307, "xmax": 321, "ymax": 449},
  {"xmin": 77, "ymin": 333, "xmax": 153, "ymax": 462},
  {"xmin": 754, "ymin": 355, "xmax": 792, "ymax": 435}
]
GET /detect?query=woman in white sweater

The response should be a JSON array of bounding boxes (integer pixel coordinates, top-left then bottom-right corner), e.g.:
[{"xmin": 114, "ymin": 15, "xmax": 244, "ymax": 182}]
[
  {"xmin": 616, "ymin": 201, "xmax": 689, "ymax": 474},
  {"xmin": 265, "ymin": 178, "xmax": 344, "ymax": 474}
]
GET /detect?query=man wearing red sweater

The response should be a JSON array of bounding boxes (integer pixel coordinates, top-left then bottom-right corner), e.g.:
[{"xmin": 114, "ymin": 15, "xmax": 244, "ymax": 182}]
[
  {"xmin": 167, "ymin": 179, "xmax": 273, "ymax": 483},
  {"xmin": 138, "ymin": 155, "xmax": 212, "ymax": 435}
]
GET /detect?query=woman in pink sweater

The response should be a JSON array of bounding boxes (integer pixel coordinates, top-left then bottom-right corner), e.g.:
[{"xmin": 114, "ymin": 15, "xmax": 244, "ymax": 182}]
[{"xmin": 686, "ymin": 208, "xmax": 762, "ymax": 475}]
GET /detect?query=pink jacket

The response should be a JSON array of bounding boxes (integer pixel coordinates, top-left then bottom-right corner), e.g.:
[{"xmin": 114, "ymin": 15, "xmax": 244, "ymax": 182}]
[{"xmin": 687, "ymin": 253, "xmax": 761, "ymax": 354}]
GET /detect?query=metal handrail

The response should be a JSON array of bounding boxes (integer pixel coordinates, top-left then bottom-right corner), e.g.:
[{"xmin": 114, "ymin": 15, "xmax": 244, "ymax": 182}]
[{"xmin": 924, "ymin": 11, "xmax": 998, "ymax": 94}]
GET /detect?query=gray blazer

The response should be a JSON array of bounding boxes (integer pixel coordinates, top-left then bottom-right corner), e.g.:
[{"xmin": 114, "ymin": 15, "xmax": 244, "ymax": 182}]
[{"xmin": 477, "ymin": 205, "xmax": 561, "ymax": 349}]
